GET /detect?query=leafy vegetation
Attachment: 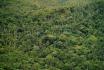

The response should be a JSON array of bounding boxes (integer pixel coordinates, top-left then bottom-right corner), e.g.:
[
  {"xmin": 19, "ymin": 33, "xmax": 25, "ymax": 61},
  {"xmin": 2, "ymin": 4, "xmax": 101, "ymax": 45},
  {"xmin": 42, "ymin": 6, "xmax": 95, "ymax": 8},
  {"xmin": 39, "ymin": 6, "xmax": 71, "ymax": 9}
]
[{"xmin": 0, "ymin": 0, "xmax": 104, "ymax": 70}]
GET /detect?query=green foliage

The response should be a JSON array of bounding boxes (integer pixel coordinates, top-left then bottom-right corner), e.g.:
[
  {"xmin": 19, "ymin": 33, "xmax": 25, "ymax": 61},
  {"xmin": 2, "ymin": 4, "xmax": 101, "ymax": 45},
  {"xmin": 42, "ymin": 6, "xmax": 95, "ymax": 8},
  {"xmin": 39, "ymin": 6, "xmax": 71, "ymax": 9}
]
[{"xmin": 0, "ymin": 0, "xmax": 104, "ymax": 70}]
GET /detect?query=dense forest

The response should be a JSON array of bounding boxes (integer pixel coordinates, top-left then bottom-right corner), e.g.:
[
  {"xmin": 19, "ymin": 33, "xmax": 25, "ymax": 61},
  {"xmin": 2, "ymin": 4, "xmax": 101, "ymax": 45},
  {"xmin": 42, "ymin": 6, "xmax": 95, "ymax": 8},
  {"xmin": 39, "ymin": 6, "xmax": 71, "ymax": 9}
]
[{"xmin": 0, "ymin": 0, "xmax": 104, "ymax": 70}]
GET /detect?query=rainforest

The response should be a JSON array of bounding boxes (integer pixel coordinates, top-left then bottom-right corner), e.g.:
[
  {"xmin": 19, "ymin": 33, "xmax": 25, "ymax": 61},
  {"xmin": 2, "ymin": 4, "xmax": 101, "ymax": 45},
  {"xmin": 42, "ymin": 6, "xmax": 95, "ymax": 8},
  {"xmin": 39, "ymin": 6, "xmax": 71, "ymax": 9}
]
[{"xmin": 0, "ymin": 0, "xmax": 104, "ymax": 70}]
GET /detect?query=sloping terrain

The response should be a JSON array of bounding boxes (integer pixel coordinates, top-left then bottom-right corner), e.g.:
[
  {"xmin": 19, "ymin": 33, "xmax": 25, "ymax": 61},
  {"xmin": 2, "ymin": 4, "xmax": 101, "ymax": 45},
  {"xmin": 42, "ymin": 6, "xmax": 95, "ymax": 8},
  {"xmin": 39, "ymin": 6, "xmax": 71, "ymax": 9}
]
[{"xmin": 0, "ymin": 0, "xmax": 104, "ymax": 70}]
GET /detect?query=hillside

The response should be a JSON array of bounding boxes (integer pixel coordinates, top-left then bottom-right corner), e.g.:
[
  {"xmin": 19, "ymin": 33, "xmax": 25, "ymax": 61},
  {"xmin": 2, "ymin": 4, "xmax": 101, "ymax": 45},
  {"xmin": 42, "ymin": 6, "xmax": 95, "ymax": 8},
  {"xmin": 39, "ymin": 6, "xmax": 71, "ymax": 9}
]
[{"xmin": 0, "ymin": 0, "xmax": 104, "ymax": 70}]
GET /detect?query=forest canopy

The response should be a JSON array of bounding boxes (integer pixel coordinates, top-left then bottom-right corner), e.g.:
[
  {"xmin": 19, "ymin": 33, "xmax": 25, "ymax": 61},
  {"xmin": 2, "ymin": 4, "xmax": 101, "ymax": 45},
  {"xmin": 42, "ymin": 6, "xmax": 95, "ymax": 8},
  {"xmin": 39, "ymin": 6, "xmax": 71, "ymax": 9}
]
[{"xmin": 0, "ymin": 0, "xmax": 104, "ymax": 70}]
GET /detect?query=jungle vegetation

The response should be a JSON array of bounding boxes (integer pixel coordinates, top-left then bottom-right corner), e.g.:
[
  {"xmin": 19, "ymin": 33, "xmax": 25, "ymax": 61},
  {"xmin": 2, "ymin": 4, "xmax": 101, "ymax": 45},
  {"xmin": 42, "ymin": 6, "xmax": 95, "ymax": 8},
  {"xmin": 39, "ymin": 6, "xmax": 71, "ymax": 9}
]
[{"xmin": 0, "ymin": 0, "xmax": 104, "ymax": 70}]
